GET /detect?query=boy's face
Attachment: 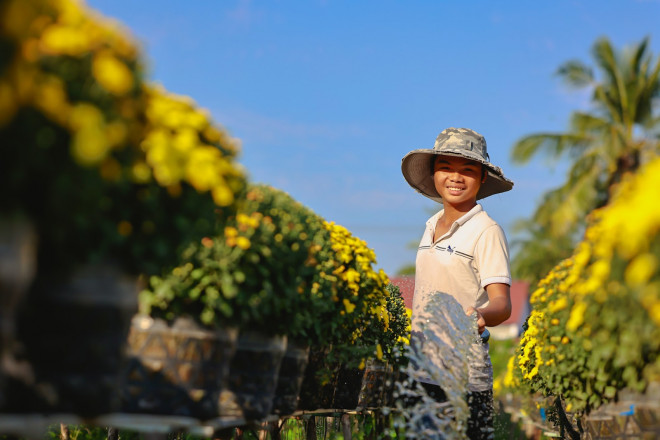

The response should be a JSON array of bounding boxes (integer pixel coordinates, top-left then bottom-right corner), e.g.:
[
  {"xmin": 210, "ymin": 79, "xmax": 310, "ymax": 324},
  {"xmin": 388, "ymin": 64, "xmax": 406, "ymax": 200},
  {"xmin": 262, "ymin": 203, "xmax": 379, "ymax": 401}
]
[{"xmin": 432, "ymin": 155, "xmax": 486, "ymax": 209}]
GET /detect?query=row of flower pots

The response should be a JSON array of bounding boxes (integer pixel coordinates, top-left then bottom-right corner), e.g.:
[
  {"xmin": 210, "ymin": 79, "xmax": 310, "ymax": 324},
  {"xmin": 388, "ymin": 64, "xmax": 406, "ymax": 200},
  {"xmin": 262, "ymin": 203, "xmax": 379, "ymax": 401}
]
[
  {"xmin": 0, "ymin": 221, "xmax": 404, "ymax": 421},
  {"xmin": 122, "ymin": 317, "xmax": 398, "ymax": 421},
  {"xmin": 2, "ymin": 292, "xmax": 398, "ymax": 422}
]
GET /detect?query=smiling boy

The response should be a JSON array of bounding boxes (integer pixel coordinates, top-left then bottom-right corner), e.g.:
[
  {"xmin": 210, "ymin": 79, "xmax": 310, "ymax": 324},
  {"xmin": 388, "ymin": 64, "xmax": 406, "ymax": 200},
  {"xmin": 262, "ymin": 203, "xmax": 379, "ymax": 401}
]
[{"xmin": 401, "ymin": 127, "xmax": 514, "ymax": 440}]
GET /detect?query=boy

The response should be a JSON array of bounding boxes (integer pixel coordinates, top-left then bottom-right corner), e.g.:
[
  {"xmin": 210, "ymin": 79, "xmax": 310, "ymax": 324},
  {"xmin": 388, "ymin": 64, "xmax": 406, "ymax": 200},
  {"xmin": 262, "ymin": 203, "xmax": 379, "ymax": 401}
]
[{"xmin": 401, "ymin": 127, "xmax": 514, "ymax": 439}]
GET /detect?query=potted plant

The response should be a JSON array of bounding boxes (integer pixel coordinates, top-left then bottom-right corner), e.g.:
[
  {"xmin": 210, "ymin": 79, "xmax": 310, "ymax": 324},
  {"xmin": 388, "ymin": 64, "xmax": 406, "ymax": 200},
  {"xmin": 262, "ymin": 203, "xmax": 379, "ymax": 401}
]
[
  {"xmin": 299, "ymin": 221, "xmax": 392, "ymax": 410},
  {"xmin": 139, "ymin": 183, "xmax": 333, "ymax": 420},
  {"xmin": 0, "ymin": 0, "xmax": 246, "ymax": 415},
  {"xmin": 357, "ymin": 282, "xmax": 411, "ymax": 409}
]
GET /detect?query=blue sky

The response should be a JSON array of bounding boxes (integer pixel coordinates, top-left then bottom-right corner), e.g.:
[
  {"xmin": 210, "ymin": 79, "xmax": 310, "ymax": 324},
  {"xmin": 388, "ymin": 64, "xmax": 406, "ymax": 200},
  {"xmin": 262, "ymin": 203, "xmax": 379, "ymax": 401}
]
[{"xmin": 87, "ymin": 0, "xmax": 660, "ymax": 275}]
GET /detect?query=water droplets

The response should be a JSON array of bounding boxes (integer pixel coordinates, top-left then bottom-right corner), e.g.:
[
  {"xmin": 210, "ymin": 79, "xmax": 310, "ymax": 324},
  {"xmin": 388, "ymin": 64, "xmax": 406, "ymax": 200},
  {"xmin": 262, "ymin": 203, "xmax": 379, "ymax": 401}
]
[{"xmin": 393, "ymin": 291, "xmax": 483, "ymax": 439}]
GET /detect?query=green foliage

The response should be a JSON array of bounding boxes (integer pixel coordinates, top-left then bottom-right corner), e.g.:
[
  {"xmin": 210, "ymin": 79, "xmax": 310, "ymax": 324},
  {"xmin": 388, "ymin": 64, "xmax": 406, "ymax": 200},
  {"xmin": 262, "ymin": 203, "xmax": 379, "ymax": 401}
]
[
  {"xmin": 46, "ymin": 426, "xmax": 142, "ymax": 440},
  {"xmin": 510, "ymin": 36, "xmax": 660, "ymax": 287},
  {"xmin": 381, "ymin": 283, "xmax": 411, "ymax": 368},
  {"xmin": 0, "ymin": 1, "xmax": 246, "ymax": 278},
  {"xmin": 517, "ymin": 158, "xmax": 660, "ymax": 413},
  {"xmin": 140, "ymin": 183, "xmax": 329, "ymax": 339}
]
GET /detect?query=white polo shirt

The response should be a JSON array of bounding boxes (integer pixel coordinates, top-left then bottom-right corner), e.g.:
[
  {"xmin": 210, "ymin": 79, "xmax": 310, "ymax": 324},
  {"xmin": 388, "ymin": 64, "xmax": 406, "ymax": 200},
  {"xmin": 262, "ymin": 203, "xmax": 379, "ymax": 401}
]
[{"xmin": 412, "ymin": 204, "xmax": 511, "ymax": 392}]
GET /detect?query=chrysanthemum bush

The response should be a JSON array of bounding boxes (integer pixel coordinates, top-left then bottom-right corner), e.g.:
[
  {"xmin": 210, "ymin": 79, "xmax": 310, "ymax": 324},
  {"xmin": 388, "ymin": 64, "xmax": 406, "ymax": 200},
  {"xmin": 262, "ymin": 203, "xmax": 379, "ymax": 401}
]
[
  {"xmin": 315, "ymin": 221, "xmax": 396, "ymax": 366},
  {"xmin": 141, "ymin": 183, "xmax": 412, "ymax": 370},
  {"xmin": 140, "ymin": 184, "xmax": 330, "ymax": 338},
  {"xmin": 0, "ymin": 0, "xmax": 245, "ymax": 277},
  {"xmin": 362, "ymin": 283, "xmax": 411, "ymax": 369},
  {"xmin": 517, "ymin": 157, "xmax": 660, "ymax": 413}
]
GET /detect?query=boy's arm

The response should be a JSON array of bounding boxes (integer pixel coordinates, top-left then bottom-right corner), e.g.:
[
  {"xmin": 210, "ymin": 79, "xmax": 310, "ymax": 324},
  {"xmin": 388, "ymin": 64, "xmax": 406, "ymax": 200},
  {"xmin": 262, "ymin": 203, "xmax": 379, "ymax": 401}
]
[{"xmin": 465, "ymin": 283, "xmax": 511, "ymax": 334}]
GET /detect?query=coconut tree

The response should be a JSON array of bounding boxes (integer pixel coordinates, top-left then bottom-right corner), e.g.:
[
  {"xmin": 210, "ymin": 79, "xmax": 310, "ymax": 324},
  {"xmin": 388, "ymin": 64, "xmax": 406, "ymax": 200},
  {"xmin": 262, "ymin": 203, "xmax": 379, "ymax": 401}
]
[{"xmin": 511, "ymin": 37, "xmax": 660, "ymax": 283}]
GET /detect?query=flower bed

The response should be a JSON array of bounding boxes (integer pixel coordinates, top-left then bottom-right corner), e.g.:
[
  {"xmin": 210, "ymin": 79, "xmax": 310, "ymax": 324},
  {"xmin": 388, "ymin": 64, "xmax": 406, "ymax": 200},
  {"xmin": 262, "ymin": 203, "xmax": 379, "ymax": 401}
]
[
  {"xmin": 0, "ymin": 0, "xmax": 412, "ymax": 421},
  {"xmin": 516, "ymin": 158, "xmax": 660, "ymax": 414}
]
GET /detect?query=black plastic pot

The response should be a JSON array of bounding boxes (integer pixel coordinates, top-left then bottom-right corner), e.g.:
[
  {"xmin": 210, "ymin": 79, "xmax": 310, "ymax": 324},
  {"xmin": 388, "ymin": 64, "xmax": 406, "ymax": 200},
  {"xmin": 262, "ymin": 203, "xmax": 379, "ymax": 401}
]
[
  {"xmin": 121, "ymin": 315, "xmax": 238, "ymax": 419},
  {"xmin": 357, "ymin": 359, "xmax": 388, "ymax": 409},
  {"xmin": 0, "ymin": 219, "xmax": 37, "ymax": 411},
  {"xmin": 272, "ymin": 339, "xmax": 309, "ymax": 415},
  {"xmin": 16, "ymin": 264, "xmax": 137, "ymax": 416},
  {"xmin": 332, "ymin": 365, "xmax": 365, "ymax": 410},
  {"xmin": 224, "ymin": 330, "xmax": 287, "ymax": 420},
  {"xmin": 297, "ymin": 345, "xmax": 339, "ymax": 411}
]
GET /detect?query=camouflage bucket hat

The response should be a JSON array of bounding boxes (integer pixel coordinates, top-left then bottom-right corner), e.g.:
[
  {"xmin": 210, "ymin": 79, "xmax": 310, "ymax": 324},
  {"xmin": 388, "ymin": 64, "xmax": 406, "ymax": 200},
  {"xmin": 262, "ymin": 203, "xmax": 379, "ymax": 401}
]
[{"xmin": 401, "ymin": 127, "xmax": 513, "ymax": 202}]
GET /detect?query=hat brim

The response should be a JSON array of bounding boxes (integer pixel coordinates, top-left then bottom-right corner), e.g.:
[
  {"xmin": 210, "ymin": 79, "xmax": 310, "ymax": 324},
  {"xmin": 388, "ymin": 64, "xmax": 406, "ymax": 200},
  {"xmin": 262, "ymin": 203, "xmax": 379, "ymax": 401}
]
[{"xmin": 401, "ymin": 148, "xmax": 514, "ymax": 202}]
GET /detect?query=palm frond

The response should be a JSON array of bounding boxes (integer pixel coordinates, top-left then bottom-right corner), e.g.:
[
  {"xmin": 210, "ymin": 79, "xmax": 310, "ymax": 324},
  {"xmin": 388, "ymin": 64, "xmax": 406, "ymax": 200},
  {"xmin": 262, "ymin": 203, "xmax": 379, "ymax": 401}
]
[
  {"xmin": 637, "ymin": 56, "xmax": 660, "ymax": 123},
  {"xmin": 570, "ymin": 112, "xmax": 610, "ymax": 133},
  {"xmin": 592, "ymin": 38, "xmax": 630, "ymax": 126},
  {"xmin": 629, "ymin": 37, "xmax": 649, "ymax": 79},
  {"xmin": 510, "ymin": 133, "xmax": 590, "ymax": 164},
  {"xmin": 556, "ymin": 60, "xmax": 594, "ymax": 88},
  {"xmin": 593, "ymin": 85, "xmax": 624, "ymax": 125}
]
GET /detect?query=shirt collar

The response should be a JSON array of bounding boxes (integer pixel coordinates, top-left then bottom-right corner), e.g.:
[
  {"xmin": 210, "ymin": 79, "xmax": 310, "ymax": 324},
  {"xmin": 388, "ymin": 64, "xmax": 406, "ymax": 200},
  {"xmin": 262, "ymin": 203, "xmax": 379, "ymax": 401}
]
[{"xmin": 426, "ymin": 204, "xmax": 483, "ymax": 228}]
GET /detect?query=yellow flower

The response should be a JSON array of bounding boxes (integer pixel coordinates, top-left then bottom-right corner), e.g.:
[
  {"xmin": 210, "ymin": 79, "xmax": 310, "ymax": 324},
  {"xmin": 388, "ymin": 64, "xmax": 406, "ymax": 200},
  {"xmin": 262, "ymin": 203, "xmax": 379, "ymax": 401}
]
[
  {"xmin": 343, "ymin": 299, "xmax": 356, "ymax": 313},
  {"xmin": 40, "ymin": 24, "xmax": 91, "ymax": 56},
  {"xmin": 186, "ymin": 146, "xmax": 222, "ymax": 191},
  {"xmin": 503, "ymin": 356, "xmax": 517, "ymax": 388},
  {"xmin": 237, "ymin": 213, "xmax": 259, "ymax": 228},
  {"xmin": 92, "ymin": 51, "xmax": 134, "ymax": 95},
  {"xmin": 344, "ymin": 268, "xmax": 360, "ymax": 284},
  {"xmin": 35, "ymin": 76, "xmax": 70, "ymax": 124},
  {"xmin": 548, "ymin": 296, "xmax": 568, "ymax": 313},
  {"xmin": 625, "ymin": 253, "xmax": 657, "ymax": 287},
  {"xmin": 212, "ymin": 185, "xmax": 234, "ymax": 207},
  {"xmin": 376, "ymin": 343, "xmax": 383, "ymax": 360},
  {"xmin": 566, "ymin": 301, "xmax": 587, "ymax": 331},
  {"xmin": 131, "ymin": 161, "xmax": 151, "ymax": 183},
  {"xmin": 236, "ymin": 236, "xmax": 251, "ymax": 250},
  {"xmin": 649, "ymin": 304, "xmax": 660, "ymax": 327},
  {"xmin": 530, "ymin": 287, "xmax": 545, "ymax": 304},
  {"xmin": 69, "ymin": 103, "xmax": 110, "ymax": 165},
  {"xmin": 173, "ymin": 128, "xmax": 198, "ymax": 152}
]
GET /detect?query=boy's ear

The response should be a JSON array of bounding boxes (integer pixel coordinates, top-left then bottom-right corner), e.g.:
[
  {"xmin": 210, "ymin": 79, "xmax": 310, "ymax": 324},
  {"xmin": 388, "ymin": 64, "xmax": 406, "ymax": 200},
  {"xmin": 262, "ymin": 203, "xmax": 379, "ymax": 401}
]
[{"xmin": 482, "ymin": 168, "xmax": 488, "ymax": 183}]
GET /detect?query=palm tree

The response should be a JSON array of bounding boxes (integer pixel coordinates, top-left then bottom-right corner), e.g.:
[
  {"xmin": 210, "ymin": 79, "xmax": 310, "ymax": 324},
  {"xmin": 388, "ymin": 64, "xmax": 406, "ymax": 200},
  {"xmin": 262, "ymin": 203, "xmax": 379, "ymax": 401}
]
[
  {"xmin": 510, "ymin": 218, "xmax": 577, "ymax": 288},
  {"xmin": 511, "ymin": 37, "xmax": 660, "ymax": 284}
]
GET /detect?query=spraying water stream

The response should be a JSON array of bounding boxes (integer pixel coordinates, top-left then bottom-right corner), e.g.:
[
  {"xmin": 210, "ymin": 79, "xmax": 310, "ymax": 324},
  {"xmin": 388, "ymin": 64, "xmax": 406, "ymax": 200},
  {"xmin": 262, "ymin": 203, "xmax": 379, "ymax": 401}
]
[{"xmin": 393, "ymin": 291, "xmax": 489, "ymax": 439}]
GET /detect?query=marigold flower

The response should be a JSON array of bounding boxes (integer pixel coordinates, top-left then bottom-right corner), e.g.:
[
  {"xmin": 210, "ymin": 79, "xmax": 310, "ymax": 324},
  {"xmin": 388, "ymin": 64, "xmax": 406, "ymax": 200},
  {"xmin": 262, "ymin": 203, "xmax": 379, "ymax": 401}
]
[
  {"xmin": 548, "ymin": 296, "xmax": 568, "ymax": 313},
  {"xmin": 92, "ymin": 51, "xmax": 134, "ymax": 95},
  {"xmin": 212, "ymin": 185, "xmax": 234, "ymax": 206},
  {"xmin": 566, "ymin": 301, "xmax": 587, "ymax": 331},
  {"xmin": 625, "ymin": 253, "xmax": 657, "ymax": 287},
  {"xmin": 236, "ymin": 236, "xmax": 251, "ymax": 250}
]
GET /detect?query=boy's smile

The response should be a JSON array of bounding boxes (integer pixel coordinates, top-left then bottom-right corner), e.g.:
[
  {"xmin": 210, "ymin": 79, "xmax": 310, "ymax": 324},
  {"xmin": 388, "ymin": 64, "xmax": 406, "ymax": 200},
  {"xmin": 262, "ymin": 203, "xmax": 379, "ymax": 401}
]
[{"xmin": 433, "ymin": 155, "xmax": 486, "ymax": 210}]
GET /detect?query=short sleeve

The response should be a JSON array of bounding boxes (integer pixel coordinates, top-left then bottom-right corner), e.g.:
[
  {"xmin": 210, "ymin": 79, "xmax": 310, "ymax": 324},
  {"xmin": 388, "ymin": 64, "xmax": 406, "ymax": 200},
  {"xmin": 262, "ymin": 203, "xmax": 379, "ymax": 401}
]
[{"xmin": 474, "ymin": 224, "xmax": 511, "ymax": 288}]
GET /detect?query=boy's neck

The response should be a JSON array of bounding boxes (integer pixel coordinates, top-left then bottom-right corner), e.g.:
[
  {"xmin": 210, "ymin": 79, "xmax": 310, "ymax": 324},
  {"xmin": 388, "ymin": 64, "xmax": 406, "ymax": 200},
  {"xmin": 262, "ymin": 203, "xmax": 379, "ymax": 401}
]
[{"xmin": 440, "ymin": 201, "xmax": 478, "ymax": 225}]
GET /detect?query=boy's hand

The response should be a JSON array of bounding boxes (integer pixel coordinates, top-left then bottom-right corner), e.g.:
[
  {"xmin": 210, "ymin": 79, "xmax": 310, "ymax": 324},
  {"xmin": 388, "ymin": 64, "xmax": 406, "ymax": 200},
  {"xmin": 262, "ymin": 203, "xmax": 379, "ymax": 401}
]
[{"xmin": 465, "ymin": 307, "xmax": 486, "ymax": 334}]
